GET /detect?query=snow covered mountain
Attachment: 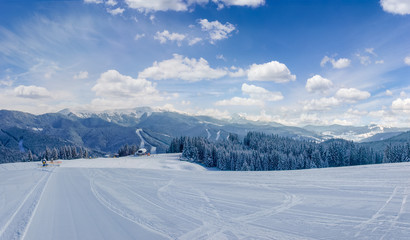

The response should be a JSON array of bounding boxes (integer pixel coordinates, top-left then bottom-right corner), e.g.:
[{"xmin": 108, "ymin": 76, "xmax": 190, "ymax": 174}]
[
  {"xmin": 1, "ymin": 108, "xmax": 409, "ymax": 163},
  {"xmin": 303, "ymin": 124, "xmax": 409, "ymax": 142}
]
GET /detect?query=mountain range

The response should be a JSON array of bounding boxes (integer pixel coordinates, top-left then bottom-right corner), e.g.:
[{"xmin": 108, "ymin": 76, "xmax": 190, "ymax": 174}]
[{"xmin": 0, "ymin": 107, "xmax": 409, "ymax": 163}]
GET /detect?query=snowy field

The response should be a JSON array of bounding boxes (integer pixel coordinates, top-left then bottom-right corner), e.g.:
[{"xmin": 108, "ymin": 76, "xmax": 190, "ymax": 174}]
[{"xmin": 1, "ymin": 154, "xmax": 410, "ymax": 240}]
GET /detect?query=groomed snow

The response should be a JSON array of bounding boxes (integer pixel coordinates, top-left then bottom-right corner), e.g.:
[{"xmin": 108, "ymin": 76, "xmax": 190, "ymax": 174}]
[
  {"xmin": 61, "ymin": 153, "xmax": 208, "ymax": 171},
  {"xmin": 1, "ymin": 154, "xmax": 410, "ymax": 240}
]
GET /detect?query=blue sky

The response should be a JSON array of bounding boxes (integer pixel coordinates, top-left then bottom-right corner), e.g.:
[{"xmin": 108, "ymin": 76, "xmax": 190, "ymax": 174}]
[{"xmin": 1, "ymin": 0, "xmax": 410, "ymax": 127}]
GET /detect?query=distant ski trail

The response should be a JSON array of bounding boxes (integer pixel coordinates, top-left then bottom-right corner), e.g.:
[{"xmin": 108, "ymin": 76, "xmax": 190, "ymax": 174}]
[
  {"xmin": 215, "ymin": 130, "xmax": 220, "ymax": 141},
  {"xmin": 136, "ymin": 129, "xmax": 145, "ymax": 148},
  {"xmin": 205, "ymin": 129, "xmax": 211, "ymax": 140}
]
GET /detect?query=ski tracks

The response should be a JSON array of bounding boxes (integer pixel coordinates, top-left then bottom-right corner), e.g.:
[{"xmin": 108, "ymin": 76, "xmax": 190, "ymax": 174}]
[
  {"xmin": 0, "ymin": 168, "xmax": 53, "ymax": 240},
  {"xmin": 89, "ymin": 171, "xmax": 172, "ymax": 239},
  {"xmin": 354, "ymin": 186, "xmax": 410, "ymax": 239},
  {"xmin": 157, "ymin": 180, "xmax": 304, "ymax": 240}
]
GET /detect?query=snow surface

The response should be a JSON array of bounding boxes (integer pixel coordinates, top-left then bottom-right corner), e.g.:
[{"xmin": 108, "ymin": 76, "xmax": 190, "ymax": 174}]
[{"xmin": 1, "ymin": 154, "xmax": 410, "ymax": 240}]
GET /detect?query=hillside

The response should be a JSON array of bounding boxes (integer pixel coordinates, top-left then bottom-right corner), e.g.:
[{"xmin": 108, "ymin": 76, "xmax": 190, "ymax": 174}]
[{"xmin": 1, "ymin": 108, "xmax": 409, "ymax": 164}]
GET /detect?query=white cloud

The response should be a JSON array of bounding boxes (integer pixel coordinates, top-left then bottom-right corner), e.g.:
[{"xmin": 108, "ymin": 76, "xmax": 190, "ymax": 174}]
[
  {"xmin": 14, "ymin": 85, "xmax": 51, "ymax": 99},
  {"xmin": 216, "ymin": 54, "xmax": 226, "ymax": 61},
  {"xmin": 380, "ymin": 0, "xmax": 410, "ymax": 15},
  {"xmin": 92, "ymin": 70, "xmax": 160, "ymax": 99},
  {"xmin": 123, "ymin": 0, "xmax": 263, "ymax": 13},
  {"xmin": 386, "ymin": 89, "xmax": 393, "ymax": 96},
  {"xmin": 228, "ymin": 67, "xmax": 246, "ymax": 77},
  {"xmin": 305, "ymin": 75, "xmax": 333, "ymax": 93},
  {"xmin": 84, "ymin": 0, "xmax": 103, "ymax": 4},
  {"xmin": 139, "ymin": 54, "xmax": 227, "ymax": 81},
  {"xmin": 154, "ymin": 30, "xmax": 186, "ymax": 46},
  {"xmin": 356, "ymin": 53, "xmax": 371, "ymax": 66},
  {"xmin": 188, "ymin": 37, "xmax": 202, "ymax": 46},
  {"xmin": 125, "ymin": 0, "xmax": 189, "ymax": 12},
  {"xmin": 215, "ymin": 97, "xmax": 264, "ymax": 106},
  {"xmin": 0, "ymin": 77, "xmax": 13, "ymax": 87},
  {"xmin": 392, "ymin": 98, "xmax": 410, "ymax": 112},
  {"xmin": 347, "ymin": 108, "xmax": 368, "ymax": 116},
  {"xmin": 404, "ymin": 56, "xmax": 410, "ymax": 65},
  {"xmin": 303, "ymin": 97, "xmax": 340, "ymax": 111},
  {"xmin": 195, "ymin": 108, "xmax": 231, "ymax": 119},
  {"xmin": 247, "ymin": 60, "xmax": 296, "ymax": 83},
  {"xmin": 91, "ymin": 70, "xmax": 163, "ymax": 109},
  {"xmin": 73, "ymin": 71, "xmax": 89, "ymax": 80},
  {"xmin": 375, "ymin": 60, "xmax": 384, "ymax": 64},
  {"xmin": 213, "ymin": 0, "xmax": 265, "ymax": 7},
  {"xmin": 365, "ymin": 48, "xmax": 377, "ymax": 56},
  {"xmin": 241, "ymin": 83, "xmax": 283, "ymax": 101},
  {"xmin": 134, "ymin": 33, "xmax": 145, "ymax": 40},
  {"xmin": 107, "ymin": 7, "xmax": 125, "ymax": 15},
  {"xmin": 198, "ymin": 19, "xmax": 236, "ymax": 43},
  {"xmin": 335, "ymin": 88, "xmax": 371, "ymax": 103},
  {"xmin": 321, "ymin": 56, "xmax": 351, "ymax": 69},
  {"xmin": 215, "ymin": 83, "xmax": 282, "ymax": 107},
  {"xmin": 106, "ymin": 0, "xmax": 117, "ymax": 6}
]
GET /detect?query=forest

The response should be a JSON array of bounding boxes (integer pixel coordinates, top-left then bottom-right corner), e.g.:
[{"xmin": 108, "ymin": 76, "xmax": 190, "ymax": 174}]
[{"xmin": 168, "ymin": 132, "xmax": 410, "ymax": 171}]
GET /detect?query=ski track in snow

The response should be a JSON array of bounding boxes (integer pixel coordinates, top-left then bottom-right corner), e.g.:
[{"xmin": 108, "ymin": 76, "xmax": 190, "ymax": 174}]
[
  {"xmin": 2, "ymin": 157, "xmax": 410, "ymax": 239},
  {"xmin": 0, "ymin": 167, "xmax": 53, "ymax": 240},
  {"xmin": 215, "ymin": 130, "xmax": 220, "ymax": 141}
]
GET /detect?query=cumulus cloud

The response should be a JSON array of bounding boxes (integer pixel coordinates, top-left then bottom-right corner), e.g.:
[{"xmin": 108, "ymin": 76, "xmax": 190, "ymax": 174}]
[
  {"xmin": 92, "ymin": 70, "xmax": 161, "ymax": 99},
  {"xmin": 14, "ymin": 85, "xmax": 51, "ymax": 99},
  {"xmin": 380, "ymin": 0, "xmax": 410, "ymax": 15},
  {"xmin": 404, "ymin": 56, "xmax": 410, "ymax": 65},
  {"xmin": 392, "ymin": 98, "xmax": 410, "ymax": 112},
  {"xmin": 215, "ymin": 83, "xmax": 282, "ymax": 107},
  {"xmin": 335, "ymin": 88, "xmax": 371, "ymax": 103},
  {"xmin": 107, "ymin": 7, "xmax": 125, "ymax": 15},
  {"xmin": 241, "ymin": 83, "xmax": 283, "ymax": 101},
  {"xmin": 305, "ymin": 75, "xmax": 333, "ymax": 93},
  {"xmin": 106, "ymin": 0, "xmax": 117, "ymax": 6},
  {"xmin": 73, "ymin": 71, "xmax": 88, "ymax": 80},
  {"xmin": 247, "ymin": 61, "xmax": 296, "ymax": 83},
  {"xmin": 228, "ymin": 67, "xmax": 246, "ymax": 77},
  {"xmin": 188, "ymin": 37, "xmax": 202, "ymax": 46},
  {"xmin": 125, "ymin": 0, "xmax": 189, "ymax": 12},
  {"xmin": 303, "ymin": 97, "xmax": 340, "ymax": 111},
  {"xmin": 134, "ymin": 33, "xmax": 145, "ymax": 40},
  {"xmin": 138, "ymin": 54, "xmax": 227, "ymax": 81},
  {"xmin": 84, "ymin": 0, "xmax": 103, "ymax": 4},
  {"xmin": 320, "ymin": 56, "xmax": 351, "ymax": 69},
  {"xmin": 198, "ymin": 19, "xmax": 236, "ymax": 43},
  {"xmin": 215, "ymin": 97, "xmax": 264, "ymax": 106},
  {"xmin": 123, "ymin": 0, "xmax": 264, "ymax": 12},
  {"xmin": 195, "ymin": 108, "xmax": 231, "ymax": 119},
  {"xmin": 154, "ymin": 30, "xmax": 186, "ymax": 46},
  {"xmin": 213, "ymin": 0, "xmax": 265, "ymax": 8},
  {"xmin": 303, "ymin": 88, "xmax": 370, "ymax": 111}
]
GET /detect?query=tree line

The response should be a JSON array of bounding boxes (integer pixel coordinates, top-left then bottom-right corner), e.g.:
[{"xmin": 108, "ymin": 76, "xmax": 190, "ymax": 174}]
[
  {"xmin": 25, "ymin": 145, "xmax": 90, "ymax": 162},
  {"xmin": 168, "ymin": 132, "xmax": 410, "ymax": 171}
]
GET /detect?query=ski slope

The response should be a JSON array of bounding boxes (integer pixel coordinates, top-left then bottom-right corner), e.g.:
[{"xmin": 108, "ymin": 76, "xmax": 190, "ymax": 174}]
[{"xmin": 1, "ymin": 154, "xmax": 410, "ymax": 240}]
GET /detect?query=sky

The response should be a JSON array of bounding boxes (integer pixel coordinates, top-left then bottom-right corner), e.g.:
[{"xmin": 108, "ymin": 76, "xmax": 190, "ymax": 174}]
[{"xmin": 0, "ymin": 0, "xmax": 410, "ymax": 127}]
